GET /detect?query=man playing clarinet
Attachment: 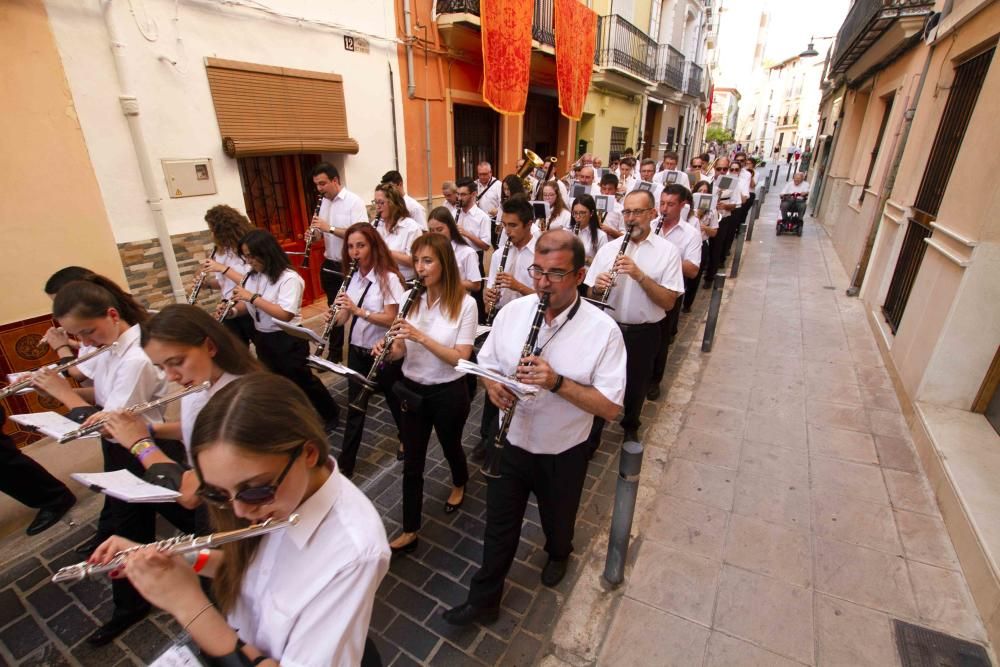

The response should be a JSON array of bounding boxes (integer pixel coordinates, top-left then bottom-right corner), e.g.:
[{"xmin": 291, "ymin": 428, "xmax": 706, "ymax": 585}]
[{"xmin": 444, "ymin": 230, "xmax": 626, "ymax": 626}]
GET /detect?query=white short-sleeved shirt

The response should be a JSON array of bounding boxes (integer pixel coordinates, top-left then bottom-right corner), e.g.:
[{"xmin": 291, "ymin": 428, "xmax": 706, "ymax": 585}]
[
  {"xmin": 547, "ymin": 209, "xmax": 572, "ymax": 231},
  {"xmin": 402, "ymin": 292, "xmax": 478, "ymax": 384},
  {"xmin": 781, "ymin": 180, "xmax": 811, "ymax": 196},
  {"xmin": 347, "ymin": 269, "xmax": 405, "ymax": 350},
  {"xmin": 476, "ymin": 178, "xmax": 502, "ymax": 216},
  {"xmin": 602, "ymin": 201, "xmax": 625, "ymax": 234},
  {"xmin": 577, "ymin": 227, "xmax": 609, "ymax": 262},
  {"xmin": 180, "ymin": 372, "xmax": 239, "ymax": 459},
  {"xmin": 452, "ymin": 241, "xmax": 483, "ymax": 284},
  {"xmin": 76, "ymin": 324, "xmax": 167, "ymax": 424},
  {"xmin": 585, "ymin": 233, "xmax": 685, "ymax": 324},
  {"xmin": 478, "ymin": 294, "xmax": 627, "ymax": 453},
  {"xmin": 455, "ymin": 206, "xmax": 492, "ymax": 247},
  {"xmin": 245, "ymin": 269, "xmax": 304, "ymax": 333},
  {"xmin": 629, "ymin": 180, "xmax": 663, "ymax": 205},
  {"xmin": 403, "ymin": 194, "xmax": 428, "ymax": 231},
  {"xmin": 377, "ymin": 218, "xmax": 423, "ymax": 281},
  {"xmin": 659, "ymin": 220, "xmax": 703, "ymax": 268},
  {"xmin": 213, "ymin": 250, "xmax": 252, "ymax": 299},
  {"xmin": 487, "ymin": 236, "xmax": 537, "ymax": 311},
  {"xmin": 229, "ymin": 463, "xmax": 390, "ymax": 667},
  {"xmin": 319, "ymin": 189, "xmax": 369, "ymax": 262}
]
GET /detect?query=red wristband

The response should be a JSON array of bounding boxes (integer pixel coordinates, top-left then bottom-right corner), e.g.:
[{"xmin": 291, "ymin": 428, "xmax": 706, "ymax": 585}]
[{"xmin": 192, "ymin": 549, "xmax": 211, "ymax": 573}]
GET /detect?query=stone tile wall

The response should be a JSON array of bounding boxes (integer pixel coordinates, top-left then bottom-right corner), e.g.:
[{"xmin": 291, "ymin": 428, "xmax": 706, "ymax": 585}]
[{"xmin": 116, "ymin": 231, "xmax": 213, "ymax": 311}]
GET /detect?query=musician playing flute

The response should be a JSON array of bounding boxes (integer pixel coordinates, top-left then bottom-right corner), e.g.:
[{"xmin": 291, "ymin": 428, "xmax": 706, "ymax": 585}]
[
  {"xmin": 584, "ymin": 190, "xmax": 685, "ymax": 450},
  {"xmin": 444, "ymin": 230, "xmax": 626, "ymax": 627}
]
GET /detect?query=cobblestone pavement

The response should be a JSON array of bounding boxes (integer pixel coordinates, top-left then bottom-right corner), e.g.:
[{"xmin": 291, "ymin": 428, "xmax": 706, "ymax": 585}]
[{"xmin": 0, "ymin": 257, "xmax": 712, "ymax": 665}]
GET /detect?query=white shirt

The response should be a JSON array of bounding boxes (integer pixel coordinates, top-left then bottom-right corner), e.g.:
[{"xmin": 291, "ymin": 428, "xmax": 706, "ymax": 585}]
[
  {"xmin": 653, "ymin": 170, "xmax": 691, "ymax": 190},
  {"xmin": 319, "ymin": 189, "xmax": 368, "ymax": 262},
  {"xmin": 452, "ymin": 241, "xmax": 483, "ymax": 285},
  {"xmin": 478, "ymin": 294, "xmax": 627, "ymax": 453},
  {"xmin": 488, "ymin": 236, "xmax": 537, "ymax": 310},
  {"xmin": 346, "ymin": 269, "xmax": 405, "ymax": 350},
  {"xmin": 585, "ymin": 233, "xmax": 684, "ymax": 324},
  {"xmin": 497, "ymin": 222, "xmax": 542, "ymax": 248},
  {"xmin": 659, "ymin": 220, "xmax": 702, "ymax": 268},
  {"xmin": 738, "ymin": 170, "xmax": 753, "ymax": 198},
  {"xmin": 442, "ymin": 201, "xmax": 459, "ymax": 219},
  {"xmin": 455, "ymin": 206, "xmax": 492, "ymax": 248},
  {"xmin": 215, "ymin": 250, "xmax": 252, "ymax": 299},
  {"xmin": 77, "ymin": 324, "xmax": 166, "ymax": 427},
  {"xmin": 403, "ymin": 194, "xmax": 428, "ymax": 231},
  {"xmin": 577, "ymin": 227, "xmax": 609, "ymax": 262},
  {"xmin": 402, "ymin": 292, "xmax": 478, "ymax": 384},
  {"xmin": 715, "ymin": 176, "xmax": 742, "ymax": 220},
  {"xmin": 547, "ymin": 209, "xmax": 572, "ymax": 231},
  {"xmin": 692, "ymin": 210, "xmax": 720, "ymax": 242},
  {"xmin": 377, "ymin": 217, "xmax": 423, "ymax": 280},
  {"xmin": 180, "ymin": 372, "xmax": 239, "ymax": 458},
  {"xmin": 229, "ymin": 464, "xmax": 390, "ymax": 667},
  {"xmin": 782, "ymin": 180, "xmax": 811, "ymax": 196},
  {"xmin": 246, "ymin": 268, "xmax": 304, "ymax": 333},
  {"xmin": 602, "ymin": 201, "xmax": 625, "ymax": 234},
  {"xmin": 476, "ymin": 178, "xmax": 502, "ymax": 216}
]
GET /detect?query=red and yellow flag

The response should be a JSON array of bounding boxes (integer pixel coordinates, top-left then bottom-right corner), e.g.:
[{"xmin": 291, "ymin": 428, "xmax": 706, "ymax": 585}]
[
  {"xmin": 554, "ymin": 0, "xmax": 597, "ymax": 120},
  {"xmin": 481, "ymin": 0, "xmax": 533, "ymax": 115}
]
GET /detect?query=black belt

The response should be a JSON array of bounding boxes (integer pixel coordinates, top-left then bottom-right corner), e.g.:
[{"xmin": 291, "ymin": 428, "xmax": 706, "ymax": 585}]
[
  {"xmin": 349, "ymin": 344, "xmax": 372, "ymax": 356},
  {"xmin": 617, "ymin": 321, "xmax": 659, "ymax": 332}
]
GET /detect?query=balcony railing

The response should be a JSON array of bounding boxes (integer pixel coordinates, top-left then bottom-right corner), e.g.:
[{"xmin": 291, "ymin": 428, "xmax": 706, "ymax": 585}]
[
  {"xmin": 436, "ymin": 0, "xmax": 479, "ymax": 13},
  {"xmin": 686, "ymin": 62, "xmax": 703, "ymax": 97},
  {"xmin": 596, "ymin": 14, "xmax": 656, "ymax": 81},
  {"xmin": 533, "ymin": 0, "xmax": 555, "ymax": 46},
  {"xmin": 830, "ymin": 0, "xmax": 934, "ymax": 75},
  {"xmin": 655, "ymin": 44, "xmax": 685, "ymax": 90}
]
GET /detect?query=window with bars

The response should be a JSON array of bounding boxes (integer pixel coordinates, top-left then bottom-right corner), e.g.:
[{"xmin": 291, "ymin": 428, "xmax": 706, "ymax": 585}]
[
  {"xmin": 610, "ymin": 126, "xmax": 628, "ymax": 156},
  {"xmin": 454, "ymin": 104, "xmax": 499, "ymax": 181}
]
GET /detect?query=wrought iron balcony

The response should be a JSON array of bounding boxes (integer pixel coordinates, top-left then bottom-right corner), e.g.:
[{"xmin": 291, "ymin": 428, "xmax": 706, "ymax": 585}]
[
  {"xmin": 686, "ymin": 62, "xmax": 703, "ymax": 97},
  {"xmin": 596, "ymin": 14, "xmax": 656, "ymax": 81},
  {"xmin": 655, "ymin": 44, "xmax": 685, "ymax": 90},
  {"xmin": 830, "ymin": 0, "xmax": 934, "ymax": 75},
  {"xmin": 436, "ymin": 0, "xmax": 556, "ymax": 48}
]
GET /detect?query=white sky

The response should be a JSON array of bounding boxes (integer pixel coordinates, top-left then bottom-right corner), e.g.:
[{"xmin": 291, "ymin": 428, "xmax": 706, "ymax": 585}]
[{"xmin": 761, "ymin": 0, "xmax": 851, "ymax": 64}]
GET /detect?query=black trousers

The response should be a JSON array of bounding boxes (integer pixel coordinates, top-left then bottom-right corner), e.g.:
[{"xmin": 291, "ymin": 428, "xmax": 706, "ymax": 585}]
[
  {"xmin": 589, "ymin": 322, "xmax": 660, "ymax": 448},
  {"xmin": 339, "ymin": 345, "xmax": 404, "ymax": 476},
  {"xmin": 467, "ymin": 440, "xmax": 590, "ymax": 608},
  {"xmin": 320, "ymin": 259, "xmax": 346, "ymax": 359},
  {"xmin": 683, "ymin": 244, "xmax": 708, "ymax": 310},
  {"xmin": 0, "ymin": 416, "xmax": 73, "ymax": 510},
  {"xmin": 474, "ymin": 251, "xmax": 487, "ymax": 324},
  {"xmin": 399, "ymin": 377, "xmax": 470, "ymax": 533},
  {"xmin": 651, "ymin": 300, "xmax": 680, "ymax": 387},
  {"xmin": 222, "ymin": 314, "xmax": 254, "ymax": 347},
  {"xmin": 781, "ymin": 199, "xmax": 806, "ymax": 218},
  {"xmin": 254, "ymin": 330, "xmax": 339, "ymax": 424}
]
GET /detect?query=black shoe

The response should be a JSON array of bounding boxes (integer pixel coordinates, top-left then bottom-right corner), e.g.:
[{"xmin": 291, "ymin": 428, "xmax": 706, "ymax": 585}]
[
  {"xmin": 26, "ymin": 495, "xmax": 75, "ymax": 537},
  {"xmin": 470, "ymin": 442, "xmax": 487, "ymax": 463},
  {"xmin": 442, "ymin": 602, "xmax": 499, "ymax": 626},
  {"xmin": 646, "ymin": 385, "xmax": 660, "ymax": 401},
  {"xmin": 87, "ymin": 607, "xmax": 149, "ymax": 646},
  {"xmin": 396, "ymin": 447, "xmax": 405, "ymax": 461},
  {"xmin": 702, "ymin": 281, "xmax": 713, "ymax": 290},
  {"xmin": 389, "ymin": 536, "xmax": 419, "ymax": 554},
  {"xmin": 76, "ymin": 532, "xmax": 108, "ymax": 556},
  {"xmin": 541, "ymin": 558, "xmax": 568, "ymax": 587},
  {"xmin": 444, "ymin": 491, "xmax": 464, "ymax": 514},
  {"xmin": 623, "ymin": 429, "xmax": 639, "ymax": 443}
]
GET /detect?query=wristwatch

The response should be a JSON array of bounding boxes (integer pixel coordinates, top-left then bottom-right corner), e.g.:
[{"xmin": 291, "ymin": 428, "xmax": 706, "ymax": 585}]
[
  {"xmin": 363, "ymin": 309, "xmax": 371, "ymax": 321},
  {"xmin": 249, "ymin": 293, "xmax": 261, "ymax": 305}
]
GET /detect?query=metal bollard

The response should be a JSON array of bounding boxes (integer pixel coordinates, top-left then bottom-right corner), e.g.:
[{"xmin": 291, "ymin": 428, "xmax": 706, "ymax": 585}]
[
  {"xmin": 746, "ymin": 199, "xmax": 760, "ymax": 242},
  {"xmin": 729, "ymin": 222, "xmax": 747, "ymax": 279},
  {"xmin": 603, "ymin": 440, "xmax": 644, "ymax": 587},
  {"xmin": 786, "ymin": 162, "xmax": 793, "ymax": 180},
  {"xmin": 772, "ymin": 166, "xmax": 779, "ymax": 186},
  {"xmin": 701, "ymin": 273, "xmax": 726, "ymax": 352}
]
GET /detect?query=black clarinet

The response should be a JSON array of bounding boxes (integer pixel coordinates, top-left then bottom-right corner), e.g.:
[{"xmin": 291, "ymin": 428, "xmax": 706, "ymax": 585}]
[
  {"xmin": 372, "ymin": 214, "xmax": 382, "ymax": 229},
  {"xmin": 348, "ymin": 278, "xmax": 424, "ymax": 412},
  {"xmin": 483, "ymin": 292, "xmax": 550, "ymax": 479},
  {"xmin": 315, "ymin": 259, "xmax": 357, "ymax": 357},
  {"xmin": 301, "ymin": 194, "xmax": 323, "ymax": 270},
  {"xmin": 188, "ymin": 247, "xmax": 217, "ymax": 305},
  {"xmin": 484, "ymin": 237, "xmax": 512, "ymax": 326}
]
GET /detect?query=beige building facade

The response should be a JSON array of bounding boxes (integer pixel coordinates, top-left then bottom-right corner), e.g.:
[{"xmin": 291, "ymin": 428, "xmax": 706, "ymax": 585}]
[{"xmin": 811, "ymin": 0, "xmax": 1000, "ymax": 648}]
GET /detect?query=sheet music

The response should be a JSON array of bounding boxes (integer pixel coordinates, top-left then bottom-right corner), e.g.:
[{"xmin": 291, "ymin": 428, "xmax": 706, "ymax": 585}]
[
  {"xmin": 149, "ymin": 643, "xmax": 203, "ymax": 667},
  {"xmin": 455, "ymin": 360, "xmax": 538, "ymax": 400},
  {"xmin": 475, "ymin": 325, "xmax": 492, "ymax": 339},
  {"xmin": 70, "ymin": 470, "xmax": 181, "ymax": 503},
  {"xmin": 9, "ymin": 412, "xmax": 99, "ymax": 442},
  {"xmin": 273, "ymin": 319, "xmax": 326, "ymax": 346},
  {"xmin": 306, "ymin": 355, "xmax": 364, "ymax": 379}
]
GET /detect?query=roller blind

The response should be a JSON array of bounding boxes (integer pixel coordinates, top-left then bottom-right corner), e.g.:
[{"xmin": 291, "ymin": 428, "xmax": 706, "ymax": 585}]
[{"xmin": 205, "ymin": 58, "xmax": 359, "ymax": 158}]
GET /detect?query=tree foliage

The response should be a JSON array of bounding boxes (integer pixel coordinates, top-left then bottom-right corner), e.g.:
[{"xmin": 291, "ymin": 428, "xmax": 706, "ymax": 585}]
[{"xmin": 705, "ymin": 126, "xmax": 734, "ymax": 144}]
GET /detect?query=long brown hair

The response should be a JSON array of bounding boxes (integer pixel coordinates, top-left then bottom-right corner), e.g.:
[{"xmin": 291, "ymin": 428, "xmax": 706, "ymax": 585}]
[
  {"xmin": 340, "ymin": 222, "xmax": 404, "ymax": 298},
  {"xmin": 190, "ymin": 373, "xmax": 330, "ymax": 612},
  {"xmin": 140, "ymin": 305, "xmax": 259, "ymax": 375},
  {"xmin": 52, "ymin": 275, "xmax": 149, "ymax": 325},
  {"xmin": 376, "ymin": 184, "xmax": 408, "ymax": 227},
  {"xmin": 541, "ymin": 181, "xmax": 567, "ymax": 224},
  {"xmin": 204, "ymin": 205, "xmax": 254, "ymax": 253},
  {"xmin": 408, "ymin": 233, "xmax": 464, "ymax": 320},
  {"xmin": 427, "ymin": 206, "xmax": 469, "ymax": 247}
]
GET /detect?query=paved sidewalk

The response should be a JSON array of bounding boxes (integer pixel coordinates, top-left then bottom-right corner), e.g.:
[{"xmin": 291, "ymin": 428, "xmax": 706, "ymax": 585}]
[{"xmin": 545, "ymin": 173, "xmax": 994, "ymax": 666}]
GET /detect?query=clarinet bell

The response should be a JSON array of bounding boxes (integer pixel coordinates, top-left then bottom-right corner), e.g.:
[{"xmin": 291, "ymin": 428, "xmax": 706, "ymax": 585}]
[
  {"xmin": 348, "ymin": 382, "xmax": 377, "ymax": 413},
  {"xmin": 481, "ymin": 443, "xmax": 503, "ymax": 479}
]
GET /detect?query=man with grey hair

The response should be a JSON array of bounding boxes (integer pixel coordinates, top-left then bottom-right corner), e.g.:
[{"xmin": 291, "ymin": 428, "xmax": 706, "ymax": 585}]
[
  {"xmin": 476, "ymin": 161, "xmax": 502, "ymax": 217},
  {"xmin": 780, "ymin": 171, "xmax": 810, "ymax": 219},
  {"xmin": 441, "ymin": 180, "xmax": 459, "ymax": 217}
]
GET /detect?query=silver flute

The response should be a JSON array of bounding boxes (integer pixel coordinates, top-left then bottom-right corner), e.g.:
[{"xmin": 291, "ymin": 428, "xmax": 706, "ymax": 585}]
[
  {"xmin": 58, "ymin": 381, "xmax": 210, "ymax": 443},
  {"xmin": 0, "ymin": 344, "xmax": 116, "ymax": 400},
  {"xmin": 52, "ymin": 514, "xmax": 300, "ymax": 582}
]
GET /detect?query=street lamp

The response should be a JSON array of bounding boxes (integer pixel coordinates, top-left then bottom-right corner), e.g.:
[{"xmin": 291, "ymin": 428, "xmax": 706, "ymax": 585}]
[{"xmin": 800, "ymin": 35, "xmax": 836, "ymax": 58}]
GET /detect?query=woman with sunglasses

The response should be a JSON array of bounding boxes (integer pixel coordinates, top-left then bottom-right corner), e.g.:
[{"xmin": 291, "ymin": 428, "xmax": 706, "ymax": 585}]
[
  {"xmin": 427, "ymin": 206, "xmax": 482, "ymax": 293},
  {"xmin": 374, "ymin": 184, "xmax": 422, "ymax": 283},
  {"xmin": 91, "ymin": 373, "xmax": 390, "ymax": 666},
  {"xmin": 570, "ymin": 195, "xmax": 608, "ymax": 265},
  {"xmin": 193, "ymin": 205, "xmax": 255, "ymax": 345},
  {"xmin": 324, "ymin": 222, "xmax": 407, "ymax": 477},
  {"xmin": 686, "ymin": 181, "xmax": 719, "ymax": 310},
  {"xmin": 225, "ymin": 229, "xmax": 341, "ymax": 432},
  {"xmin": 374, "ymin": 233, "xmax": 476, "ymax": 554},
  {"xmin": 102, "ymin": 304, "xmax": 259, "ymax": 507}
]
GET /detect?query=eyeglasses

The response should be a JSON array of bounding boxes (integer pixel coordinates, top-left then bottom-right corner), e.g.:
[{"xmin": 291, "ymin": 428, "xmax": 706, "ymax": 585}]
[
  {"xmin": 196, "ymin": 442, "xmax": 305, "ymax": 507},
  {"xmin": 714, "ymin": 166, "xmax": 728, "ymax": 171},
  {"xmin": 571, "ymin": 210, "xmax": 591, "ymax": 218},
  {"xmin": 527, "ymin": 265, "xmax": 573, "ymax": 282},
  {"xmin": 729, "ymin": 167, "xmax": 741, "ymax": 172},
  {"xmin": 622, "ymin": 208, "xmax": 653, "ymax": 217}
]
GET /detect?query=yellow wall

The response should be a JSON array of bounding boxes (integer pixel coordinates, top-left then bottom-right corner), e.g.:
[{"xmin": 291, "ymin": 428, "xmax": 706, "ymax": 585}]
[
  {"xmin": 581, "ymin": 91, "xmax": 641, "ymax": 159},
  {"xmin": 0, "ymin": 0, "xmax": 125, "ymax": 322}
]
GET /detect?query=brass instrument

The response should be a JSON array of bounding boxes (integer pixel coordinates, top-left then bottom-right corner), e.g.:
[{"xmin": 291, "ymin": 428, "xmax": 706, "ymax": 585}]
[
  {"xmin": 484, "ymin": 237, "xmax": 512, "ymax": 326},
  {"xmin": 517, "ymin": 149, "xmax": 546, "ymax": 195},
  {"xmin": 188, "ymin": 247, "xmax": 217, "ymax": 305},
  {"xmin": 58, "ymin": 381, "xmax": 211, "ymax": 443},
  {"xmin": 315, "ymin": 260, "xmax": 358, "ymax": 357},
  {"xmin": 301, "ymin": 194, "xmax": 324, "ymax": 270},
  {"xmin": 51, "ymin": 514, "xmax": 300, "ymax": 582},
  {"xmin": 483, "ymin": 292, "xmax": 550, "ymax": 479},
  {"xmin": 0, "ymin": 344, "xmax": 116, "ymax": 400},
  {"xmin": 217, "ymin": 273, "xmax": 253, "ymax": 322},
  {"xmin": 348, "ymin": 278, "xmax": 425, "ymax": 412}
]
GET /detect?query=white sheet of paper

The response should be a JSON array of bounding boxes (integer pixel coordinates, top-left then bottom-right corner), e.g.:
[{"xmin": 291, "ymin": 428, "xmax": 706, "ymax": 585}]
[
  {"xmin": 475, "ymin": 325, "xmax": 492, "ymax": 339},
  {"xmin": 455, "ymin": 360, "xmax": 538, "ymax": 399},
  {"xmin": 149, "ymin": 643, "xmax": 202, "ymax": 667},
  {"xmin": 9, "ymin": 412, "xmax": 99, "ymax": 442},
  {"xmin": 70, "ymin": 469, "xmax": 181, "ymax": 503},
  {"xmin": 306, "ymin": 355, "xmax": 364, "ymax": 379},
  {"xmin": 273, "ymin": 319, "xmax": 326, "ymax": 346}
]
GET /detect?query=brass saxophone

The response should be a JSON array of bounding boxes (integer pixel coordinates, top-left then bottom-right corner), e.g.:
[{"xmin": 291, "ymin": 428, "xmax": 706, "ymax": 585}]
[{"xmin": 315, "ymin": 259, "xmax": 358, "ymax": 357}]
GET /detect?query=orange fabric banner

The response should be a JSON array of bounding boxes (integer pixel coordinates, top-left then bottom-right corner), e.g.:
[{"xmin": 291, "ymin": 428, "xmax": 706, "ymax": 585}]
[
  {"xmin": 481, "ymin": 0, "xmax": 533, "ymax": 115},
  {"xmin": 554, "ymin": 0, "xmax": 597, "ymax": 121}
]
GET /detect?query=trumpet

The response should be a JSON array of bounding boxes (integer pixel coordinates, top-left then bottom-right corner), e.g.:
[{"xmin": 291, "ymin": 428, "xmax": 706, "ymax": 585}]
[
  {"xmin": 58, "ymin": 381, "xmax": 210, "ymax": 443},
  {"xmin": 348, "ymin": 278, "xmax": 424, "ymax": 412},
  {"xmin": 0, "ymin": 344, "xmax": 116, "ymax": 400},
  {"xmin": 51, "ymin": 514, "xmax": 299, "ymax": 582},
  {"xmin": 301, "ymin": 194, "xmax": 324, "ymax": 270},
  {"xmin": 484, "ymin": 237, "xmax": 512, "ymax": 326},
  {"xmin": 315, "ymin": 259, "xmax": 358, "ymax": 357},
  {"xmin": 483, "ymin": 292, "xmax": 550, "ymax": 479},
  {"xmin": 188, "ymin": 247, "xmax": 217, "ymax": 305},
  {"xmin": 217, "ymin": 273, "xmax": 253, "ymax": 322}
]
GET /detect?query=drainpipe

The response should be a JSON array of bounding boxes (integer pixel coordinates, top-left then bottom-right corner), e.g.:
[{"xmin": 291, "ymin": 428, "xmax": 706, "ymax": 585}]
[
  {"xmin": 101, "ymin": 0, "xmax": 185, "ymax": 303},
  {"xmin": 402, "ymin": 0, "xmax": 432, "ymax": 208},
  {"xmin": 388, "ymin": 63, "xmax": 400, "ymax": 170},
  {"xmin": 847, "ymin": 46, "xmax": 933, "ymax": 297}
]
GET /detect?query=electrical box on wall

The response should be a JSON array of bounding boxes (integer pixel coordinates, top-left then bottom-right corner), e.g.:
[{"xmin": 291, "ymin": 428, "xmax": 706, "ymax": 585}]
[{"xmin": 161, "ymin": 158, "xmax": 217, "ymax": 198}]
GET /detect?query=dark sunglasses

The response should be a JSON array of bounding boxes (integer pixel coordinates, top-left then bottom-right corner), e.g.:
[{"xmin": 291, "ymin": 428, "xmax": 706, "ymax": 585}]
[{"xmin": 196, "ymin": 442, "xmax": 305, "ymax": 507}]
